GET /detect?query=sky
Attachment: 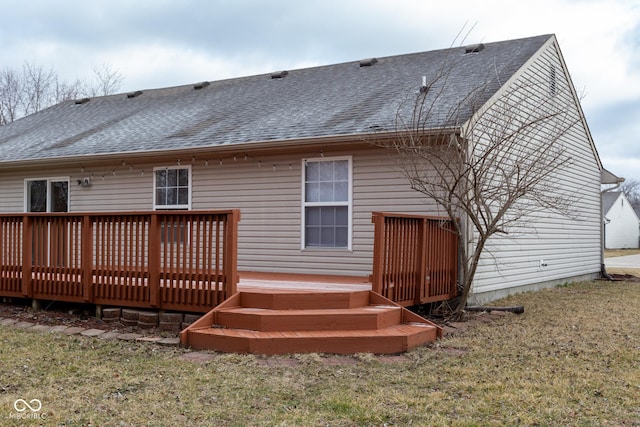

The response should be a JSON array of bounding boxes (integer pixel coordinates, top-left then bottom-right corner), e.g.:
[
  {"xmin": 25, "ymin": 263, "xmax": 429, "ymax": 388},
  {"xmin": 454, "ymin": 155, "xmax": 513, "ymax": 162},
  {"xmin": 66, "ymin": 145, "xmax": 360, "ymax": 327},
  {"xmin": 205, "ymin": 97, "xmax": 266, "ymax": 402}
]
[{"xmin": 1, "ymin": 0, "xmax": 639, "ymax": 181}]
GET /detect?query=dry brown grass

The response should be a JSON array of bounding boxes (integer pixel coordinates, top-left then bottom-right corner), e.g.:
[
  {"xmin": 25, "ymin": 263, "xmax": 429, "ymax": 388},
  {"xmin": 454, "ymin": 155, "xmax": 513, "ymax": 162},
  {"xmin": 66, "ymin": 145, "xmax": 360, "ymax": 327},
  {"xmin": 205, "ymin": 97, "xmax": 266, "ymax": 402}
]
[
  {"xmin": 1, "ymin": 280, "xmax": 639, "ymax": 426},
  {"xmin": 604, "ymin": 248, "xmax": 640, "ymax": 258},
  {"xmin": 606, "ymin": 267, "xmax": 640, "ymax": 276}
]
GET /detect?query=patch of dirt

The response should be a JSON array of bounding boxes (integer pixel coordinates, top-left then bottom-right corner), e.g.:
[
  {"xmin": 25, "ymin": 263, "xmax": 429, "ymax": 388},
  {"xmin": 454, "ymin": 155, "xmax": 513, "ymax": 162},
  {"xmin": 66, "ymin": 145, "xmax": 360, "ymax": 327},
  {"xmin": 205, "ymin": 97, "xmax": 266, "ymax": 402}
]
[
  {"xmin": 607, "ymin": 273, "xmax": 640, "ymax": 282},
  {"xmin": 0, "ymin": 298, "xmax": 178, "ymax": 337}
]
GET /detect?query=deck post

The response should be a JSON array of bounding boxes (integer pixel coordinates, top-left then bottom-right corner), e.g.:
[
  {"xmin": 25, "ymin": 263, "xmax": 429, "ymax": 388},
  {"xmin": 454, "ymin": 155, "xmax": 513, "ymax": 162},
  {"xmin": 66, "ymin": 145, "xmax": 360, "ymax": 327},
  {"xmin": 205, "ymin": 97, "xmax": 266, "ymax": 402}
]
[
  {"xmin": 371, "ymin": 213, "xmax": 385, "ymax": 295},
  {"xmin": 81, "ymin": 215, "xmax": 94, "ymax": 302},
  {"xmin": 21, "ymin": 215, "xmax": 33, "ymax": 298},
  {"xmin": 224, "ymin": 210, "xmax": 240, "ymax": 297},
  {"xmin": 415, "ymin": 217, "xmax": 428, "ymax": 306},
  {"xmin": 149, "ymin": 214, "xmax": 161, "ymax": 308}
]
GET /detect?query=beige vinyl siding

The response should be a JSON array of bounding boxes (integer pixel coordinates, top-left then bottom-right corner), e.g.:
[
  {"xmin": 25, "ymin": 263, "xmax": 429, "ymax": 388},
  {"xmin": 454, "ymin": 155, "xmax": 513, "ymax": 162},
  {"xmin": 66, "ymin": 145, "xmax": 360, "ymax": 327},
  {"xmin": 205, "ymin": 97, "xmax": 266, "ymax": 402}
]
[
  {"xmin": 470, "ymin": 40, "xmax": 601, "ymax": 295},
  {"xmin": 192, "ymin": 148, "xmax": 440, "ymax": 276},
  {"xmin": 0, "ymin": 165, "xmax": 153, "ymax": 213},
  {"xmin": 0, "ymin": 171, "xmax": 26, "ymax": 212},
  {"xmin": 0, "ymin": 146, "xmax": 440, "ymax": 277}
]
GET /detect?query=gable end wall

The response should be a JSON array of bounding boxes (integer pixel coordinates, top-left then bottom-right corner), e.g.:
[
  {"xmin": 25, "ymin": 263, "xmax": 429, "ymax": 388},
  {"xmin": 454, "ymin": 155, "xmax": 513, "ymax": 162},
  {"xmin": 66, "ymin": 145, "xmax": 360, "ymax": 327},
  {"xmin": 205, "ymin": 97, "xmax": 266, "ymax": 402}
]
[{"xmin": 469, "ymin": 40, "xmax": 602, "ymax": 301}]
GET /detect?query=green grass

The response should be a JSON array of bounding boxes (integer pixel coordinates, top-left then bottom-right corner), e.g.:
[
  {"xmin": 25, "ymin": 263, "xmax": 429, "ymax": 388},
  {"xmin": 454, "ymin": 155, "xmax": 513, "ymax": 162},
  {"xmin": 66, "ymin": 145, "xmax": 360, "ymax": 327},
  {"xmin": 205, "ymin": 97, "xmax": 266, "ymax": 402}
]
[{"xmin": 1, "ymin": 280, "xmax": 639, "ymax": 426}]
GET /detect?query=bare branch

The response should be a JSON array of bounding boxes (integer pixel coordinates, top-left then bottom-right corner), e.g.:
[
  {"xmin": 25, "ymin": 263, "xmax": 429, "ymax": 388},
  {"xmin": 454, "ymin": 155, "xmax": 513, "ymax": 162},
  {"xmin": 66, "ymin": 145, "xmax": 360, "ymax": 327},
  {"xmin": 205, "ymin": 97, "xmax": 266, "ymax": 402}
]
[{"xmin": 373, "ymin": 45, "xmax": 581, "ymax": 316}]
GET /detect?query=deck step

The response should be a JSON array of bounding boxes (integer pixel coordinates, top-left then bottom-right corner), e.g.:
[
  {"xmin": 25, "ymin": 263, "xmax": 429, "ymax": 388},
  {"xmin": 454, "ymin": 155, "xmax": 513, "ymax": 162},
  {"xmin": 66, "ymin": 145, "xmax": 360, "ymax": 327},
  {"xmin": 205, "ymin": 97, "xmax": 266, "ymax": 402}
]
[
  {"xmin": 180, "ymin": 290, "xmax": 442, "ymax": 355},
  {"xmin": 239, "ymin": 290, "xmax": 370, "ymax": 310},
  {"xmin": 215, "ymin": 305, "xmax": 402, "ymax": 332},
  {"xmin": 186, "ymin": 323, "xmax": 438, "ymax": 355}
]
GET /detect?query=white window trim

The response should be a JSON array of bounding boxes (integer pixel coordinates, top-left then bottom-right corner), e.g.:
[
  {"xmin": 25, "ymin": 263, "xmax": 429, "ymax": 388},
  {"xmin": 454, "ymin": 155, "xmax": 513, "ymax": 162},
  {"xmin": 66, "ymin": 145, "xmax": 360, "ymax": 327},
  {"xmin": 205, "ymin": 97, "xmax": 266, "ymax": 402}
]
[
  {"xmin": 152, "ymin": 165, "xmax": 192, "ymax": 210},
  {"xmin": 24, "ymin": 177, "xmax": 70, "ymax": 213},
  {"xmin": 300, "ymin": 156, "xmax": 353, "ymax": 250}
]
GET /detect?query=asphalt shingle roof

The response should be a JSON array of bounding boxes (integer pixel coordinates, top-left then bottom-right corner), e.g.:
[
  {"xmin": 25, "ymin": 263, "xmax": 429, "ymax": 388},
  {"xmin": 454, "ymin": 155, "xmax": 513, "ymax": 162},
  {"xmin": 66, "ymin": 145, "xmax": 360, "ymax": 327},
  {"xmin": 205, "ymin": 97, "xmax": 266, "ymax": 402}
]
[{"xmin": 0, "ymin": 34, "xmax": 552, "ymax": 164}]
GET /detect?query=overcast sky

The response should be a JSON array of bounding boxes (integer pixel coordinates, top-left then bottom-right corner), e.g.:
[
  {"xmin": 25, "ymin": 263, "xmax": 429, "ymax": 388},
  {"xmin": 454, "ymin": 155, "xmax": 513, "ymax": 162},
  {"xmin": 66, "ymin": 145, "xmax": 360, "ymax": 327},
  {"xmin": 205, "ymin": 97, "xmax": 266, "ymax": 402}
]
[{"xmin": 1, "ymin": 0, "xmax": 639, "ymax": 180}]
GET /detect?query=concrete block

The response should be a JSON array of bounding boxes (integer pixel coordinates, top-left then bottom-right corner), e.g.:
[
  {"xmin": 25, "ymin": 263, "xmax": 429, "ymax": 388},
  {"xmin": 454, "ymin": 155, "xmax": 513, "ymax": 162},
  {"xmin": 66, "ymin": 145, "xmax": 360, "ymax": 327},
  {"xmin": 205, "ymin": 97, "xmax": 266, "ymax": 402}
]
[
  {"xmin": 159, "ymin": 312, "xmax": 183, "ymax": 323},
  {"xmin": 120, "ymin": 318, "xmax": 138, "ymax": 327},
  {"xmin": 183, "ymin": 314, "xmax": 201, "ymax": 324},
  {"xmin": 121, "ymin": 309, "xmax": 141, "ymax": 321},
  {"xmin": 137, "ymin": 321, "xmax": 157, "ymax": 329},
  {"xmin": 102, "ymin": 308, "xmax": 122, "ymax": 319},
  {"xmin": 138, "ymin": 312, "xmax": 159, "ymax": 325}
]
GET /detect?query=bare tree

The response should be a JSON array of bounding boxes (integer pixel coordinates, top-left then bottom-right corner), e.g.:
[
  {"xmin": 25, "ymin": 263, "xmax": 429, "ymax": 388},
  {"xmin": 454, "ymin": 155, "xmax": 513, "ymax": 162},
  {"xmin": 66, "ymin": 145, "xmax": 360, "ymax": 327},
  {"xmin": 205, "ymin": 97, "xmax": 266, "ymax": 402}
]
[
  {"xmin": 21, "ymin": 62, "xmax": 56, "ymax": 116},
  {"xmin": 0, "ymin": 61, "xmax": 124, "ymax": 125},
  {"xmin": 0, "ymin": 67, "xmax": 23, "ymax": 125},
  {"xmin": 378, "ymin": 52, "xmax": 581, "ymax": 317},
  {"xmin": 621, "ymin": 178, "xmax": 640, "ymax": 208},
  {"xmin": 85, "ymin": 63, "xmax": 124, "ymax": 97},
  {"xmin": 52, "ymin": 76, "xmax": 84, "ymax": 103}
]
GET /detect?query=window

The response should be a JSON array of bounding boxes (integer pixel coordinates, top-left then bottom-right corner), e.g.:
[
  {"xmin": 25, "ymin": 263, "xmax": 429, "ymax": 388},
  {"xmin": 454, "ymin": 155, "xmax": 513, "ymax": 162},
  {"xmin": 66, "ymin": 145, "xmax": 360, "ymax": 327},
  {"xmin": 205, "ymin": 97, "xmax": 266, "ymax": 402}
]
[
  {"xmin": 153, "ymin": 166, "xmax": 191, "ymax": 210},
  {"xmin": 25, "ymin": 178, "xmax": 69, "ymax": 212},
  {"xmin": 154, "ymin": 166, "xmax": 191, "ymax": 244},
  {"xmin": 302, "ymin": 157, "xmax": 352, "ymax": 249}
]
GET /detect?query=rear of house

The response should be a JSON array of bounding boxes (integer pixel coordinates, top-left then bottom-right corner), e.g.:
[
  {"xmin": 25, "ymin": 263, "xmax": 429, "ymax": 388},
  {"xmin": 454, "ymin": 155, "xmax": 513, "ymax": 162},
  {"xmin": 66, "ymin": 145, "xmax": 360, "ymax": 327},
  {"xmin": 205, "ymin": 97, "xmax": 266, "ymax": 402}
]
[{"xmin": 0, "ymin": 34, "xmax": 604, "ymax": 303}]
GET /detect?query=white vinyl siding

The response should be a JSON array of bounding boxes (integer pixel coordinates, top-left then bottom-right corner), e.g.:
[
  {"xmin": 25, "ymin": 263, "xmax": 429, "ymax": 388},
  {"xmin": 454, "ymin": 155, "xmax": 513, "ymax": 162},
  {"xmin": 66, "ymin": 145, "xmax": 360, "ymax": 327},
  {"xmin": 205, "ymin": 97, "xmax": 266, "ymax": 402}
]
[
  {"xmin": 604, "ymin": 193, "xmax": 640, "ymax": 249},
  {"xmin": 468, "ymin": 40, "xmax": 602, "ymax": 296}
]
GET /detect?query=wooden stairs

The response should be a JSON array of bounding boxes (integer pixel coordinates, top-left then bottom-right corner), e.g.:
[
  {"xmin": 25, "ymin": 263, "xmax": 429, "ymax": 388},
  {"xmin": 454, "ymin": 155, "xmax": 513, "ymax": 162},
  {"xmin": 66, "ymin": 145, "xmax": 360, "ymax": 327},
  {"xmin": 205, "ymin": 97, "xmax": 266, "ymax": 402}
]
[{"xmin": 179, "ymin": 289, "xmax": 442, "ymax": 355}]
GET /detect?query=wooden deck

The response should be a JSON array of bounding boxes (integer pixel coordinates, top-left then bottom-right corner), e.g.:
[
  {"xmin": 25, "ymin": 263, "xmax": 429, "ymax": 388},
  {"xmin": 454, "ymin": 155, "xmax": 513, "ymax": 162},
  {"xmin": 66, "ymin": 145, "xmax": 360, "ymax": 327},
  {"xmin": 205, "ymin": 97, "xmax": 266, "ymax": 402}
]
[
  {"xmin": 181, "ymin": 273, "xmax": 442, "ymax": 355},
  {"xmin": 1, "ymin": 211, "xmax": 457, "ymax": 354},
  {"xmin": 0, "ymin": 211, "xmax": 240, "ymax": 313}
]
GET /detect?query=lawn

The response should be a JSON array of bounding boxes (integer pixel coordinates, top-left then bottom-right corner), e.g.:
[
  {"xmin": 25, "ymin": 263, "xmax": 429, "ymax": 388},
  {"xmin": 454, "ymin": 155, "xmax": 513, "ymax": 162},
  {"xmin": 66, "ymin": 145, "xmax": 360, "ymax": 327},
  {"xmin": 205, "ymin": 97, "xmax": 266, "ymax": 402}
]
[
  {"xmin": 1, "ymin": 280, "xmax": 639, "ymax": 426},
  {"xmin": 604, "ymin": 248, "xmax": 640, "ymax": 258}
]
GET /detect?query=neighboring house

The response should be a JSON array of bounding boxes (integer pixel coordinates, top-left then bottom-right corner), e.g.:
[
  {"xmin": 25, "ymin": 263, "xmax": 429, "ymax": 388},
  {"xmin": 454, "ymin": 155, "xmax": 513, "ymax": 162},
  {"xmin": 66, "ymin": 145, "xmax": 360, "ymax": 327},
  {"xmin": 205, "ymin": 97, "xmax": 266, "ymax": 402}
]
[
  {"xmin": 0, "ymin": 34, "xmax": 604, "ymax": 303},
  {"xmin": 602, "ymin": 192, "xmax": 640, "ymax": 249}
]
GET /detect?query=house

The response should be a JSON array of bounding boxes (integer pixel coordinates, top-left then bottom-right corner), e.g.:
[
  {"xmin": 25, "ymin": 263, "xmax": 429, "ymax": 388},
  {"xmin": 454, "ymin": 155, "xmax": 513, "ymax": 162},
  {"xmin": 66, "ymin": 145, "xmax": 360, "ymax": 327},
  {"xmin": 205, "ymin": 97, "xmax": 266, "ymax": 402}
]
[
  {"xmin": 602, "ymin": 191, "xmax": 640, "ymax": 249},
  {"xmin": 0, "ymin": 34, "xmax": 604, "ymax": 307}
]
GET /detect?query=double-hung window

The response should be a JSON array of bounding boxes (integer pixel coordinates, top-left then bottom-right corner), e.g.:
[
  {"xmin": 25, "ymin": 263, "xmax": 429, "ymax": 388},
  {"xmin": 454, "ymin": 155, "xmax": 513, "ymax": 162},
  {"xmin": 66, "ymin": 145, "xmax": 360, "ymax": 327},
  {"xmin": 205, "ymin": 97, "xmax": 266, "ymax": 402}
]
[
  {"xmin": 303, "ymin": 157, "xmax": 352, "ymax": 249},
  {"xmin": 153, "ymin": 166, "xmax": 191, "ymax": 210},
  {"xmin": 154, "ymin": 166, "xmax": 191, "ymax": 244}
]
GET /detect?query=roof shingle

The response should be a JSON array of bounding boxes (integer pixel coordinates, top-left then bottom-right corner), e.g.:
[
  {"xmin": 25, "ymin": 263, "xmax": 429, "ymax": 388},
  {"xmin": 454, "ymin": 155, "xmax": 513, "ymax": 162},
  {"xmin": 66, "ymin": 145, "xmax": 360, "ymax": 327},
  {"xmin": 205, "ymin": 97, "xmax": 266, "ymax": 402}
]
[{"xmin": 0, "ymin": 34, "xmax": 552, "ymax": 164}]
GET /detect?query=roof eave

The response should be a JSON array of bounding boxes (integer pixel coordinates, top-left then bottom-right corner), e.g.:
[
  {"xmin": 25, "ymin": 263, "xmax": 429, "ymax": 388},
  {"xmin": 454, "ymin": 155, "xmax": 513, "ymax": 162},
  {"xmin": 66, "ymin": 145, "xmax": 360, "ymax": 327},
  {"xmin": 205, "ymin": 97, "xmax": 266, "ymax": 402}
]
[{"xmin": 0, "ymin": 127, "xmax": 461, "ymax": 171}]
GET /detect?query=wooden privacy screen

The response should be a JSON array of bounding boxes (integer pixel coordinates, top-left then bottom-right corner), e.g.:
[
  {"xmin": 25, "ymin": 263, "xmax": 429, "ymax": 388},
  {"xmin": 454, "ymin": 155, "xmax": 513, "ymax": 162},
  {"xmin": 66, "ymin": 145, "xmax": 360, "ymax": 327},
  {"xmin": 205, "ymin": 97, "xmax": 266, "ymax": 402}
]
[
  {"xmin": 371, "ymin": 212, "xmax": 458, "ymax": 307},
  {"xmin": 0, "ymin": 210, "xmax": 240, "ymax": 313}
]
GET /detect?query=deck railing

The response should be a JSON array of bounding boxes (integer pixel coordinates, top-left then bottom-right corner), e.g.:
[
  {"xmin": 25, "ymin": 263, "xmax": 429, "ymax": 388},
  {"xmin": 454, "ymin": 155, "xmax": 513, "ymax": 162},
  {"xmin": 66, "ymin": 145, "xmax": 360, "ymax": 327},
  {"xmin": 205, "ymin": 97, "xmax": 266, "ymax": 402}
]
[
  {"xmin": 371, "ymin": 212, "xmax": 458, "ymax": 307},
  {"xmin": 0, "ymin": 210, "xmax": 240, "ymax": 313}
]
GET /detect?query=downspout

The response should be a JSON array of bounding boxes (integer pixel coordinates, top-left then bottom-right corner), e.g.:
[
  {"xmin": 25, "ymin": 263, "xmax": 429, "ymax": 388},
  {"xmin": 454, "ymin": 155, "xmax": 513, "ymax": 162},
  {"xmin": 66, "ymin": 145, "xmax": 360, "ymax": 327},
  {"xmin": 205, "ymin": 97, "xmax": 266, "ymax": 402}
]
[{"xmin": 601, "ymin": 217, "xmax": 613, "ymax": 280}]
